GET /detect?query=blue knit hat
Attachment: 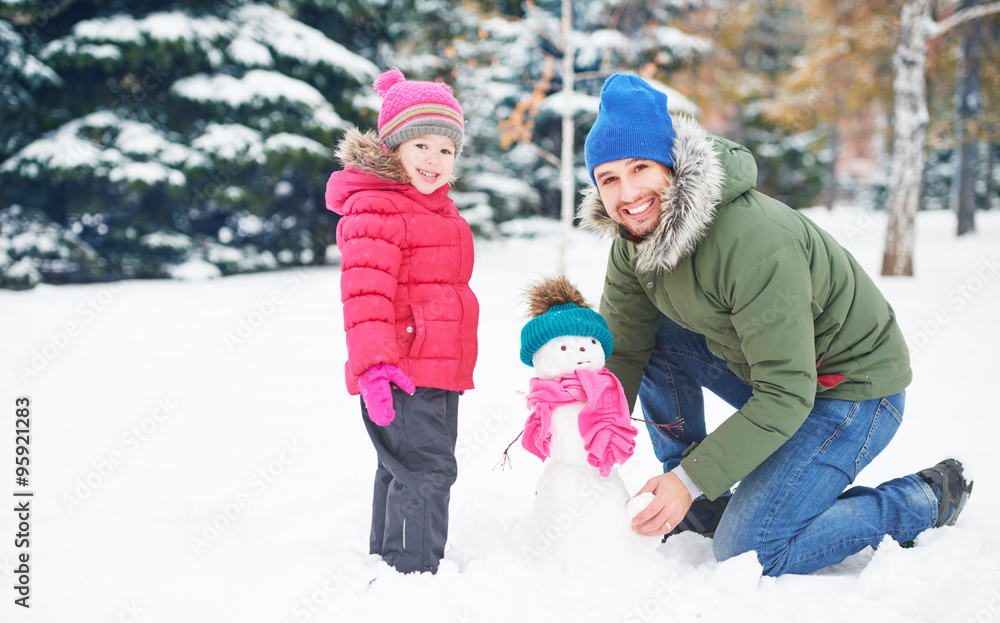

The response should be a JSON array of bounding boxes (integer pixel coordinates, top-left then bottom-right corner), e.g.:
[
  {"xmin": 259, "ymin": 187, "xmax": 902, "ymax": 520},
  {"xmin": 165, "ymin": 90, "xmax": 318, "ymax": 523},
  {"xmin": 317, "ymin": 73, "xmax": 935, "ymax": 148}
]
[
  {"xmin": 519, "ymin": 303, "xmax": 614, "ymax": 367},
  {"xmin": 584, "ymin": 74, "xmax": 675, "ymax": 185}
]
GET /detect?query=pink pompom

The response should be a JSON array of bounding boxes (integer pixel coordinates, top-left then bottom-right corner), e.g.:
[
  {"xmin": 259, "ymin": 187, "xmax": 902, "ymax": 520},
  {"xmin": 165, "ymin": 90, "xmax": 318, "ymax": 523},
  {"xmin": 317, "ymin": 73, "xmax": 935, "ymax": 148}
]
[{"xmin": 373, "ymin": 68, "xmax": 405, "ymax": 97}]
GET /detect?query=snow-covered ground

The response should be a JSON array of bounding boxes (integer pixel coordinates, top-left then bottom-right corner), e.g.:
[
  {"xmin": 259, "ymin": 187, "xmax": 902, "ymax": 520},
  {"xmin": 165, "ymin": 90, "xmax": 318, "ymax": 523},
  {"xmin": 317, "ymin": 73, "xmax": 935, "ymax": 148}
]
[{"xmin": 2, "ymin": 207, "xmax": 998, "ymax": 622}]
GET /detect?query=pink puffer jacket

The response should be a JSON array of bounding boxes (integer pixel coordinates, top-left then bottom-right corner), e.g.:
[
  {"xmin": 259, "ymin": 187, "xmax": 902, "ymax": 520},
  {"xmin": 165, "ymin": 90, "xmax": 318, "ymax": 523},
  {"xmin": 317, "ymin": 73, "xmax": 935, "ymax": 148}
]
[{"xmin": 326, "ymin": 129, "xmax": 478, "ymax": 395}]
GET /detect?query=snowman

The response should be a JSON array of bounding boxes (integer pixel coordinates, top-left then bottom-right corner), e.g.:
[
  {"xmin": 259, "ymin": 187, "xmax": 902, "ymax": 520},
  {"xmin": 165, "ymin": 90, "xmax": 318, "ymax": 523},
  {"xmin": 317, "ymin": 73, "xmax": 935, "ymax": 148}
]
[{"xmin": 514, "ymin": 276, "xmax": 656, "ymax": 565}]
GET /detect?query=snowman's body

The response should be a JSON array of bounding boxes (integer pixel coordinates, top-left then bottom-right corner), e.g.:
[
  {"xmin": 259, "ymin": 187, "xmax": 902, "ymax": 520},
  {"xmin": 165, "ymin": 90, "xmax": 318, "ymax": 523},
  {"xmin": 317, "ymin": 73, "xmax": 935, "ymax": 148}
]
[
  {"xmin": 518, "ymin": 335, "xmax": 653, "ymax": 564},
  {"xmin": 547, "ymin": 400, "xmax": 589, "ymax": 466}
]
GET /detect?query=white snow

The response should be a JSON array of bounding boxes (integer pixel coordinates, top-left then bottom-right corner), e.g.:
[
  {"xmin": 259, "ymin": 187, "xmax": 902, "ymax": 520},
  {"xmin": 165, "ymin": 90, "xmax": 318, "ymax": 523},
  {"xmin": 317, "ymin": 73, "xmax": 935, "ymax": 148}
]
[
  {"xmin": 651, "ymin": 26, "xmax": 714, "ymax": 59},
  {"xmin": 140, "ymin": 232, "xmax": 193, "ymax": 251},
  {"xmin": 109, "ymin": 161, "xmax": 186, "ymax": 186},
  {"xmin": 113, "ymin": 121, "xmax": 205, "ymax": 168},
  {"xmin": 172, "ymin": 70, "xmax": 323, "ymax": 109},
  {"xmin": 172, "ymin": 70, "xmax": 348, "ymax": 131},
  {"xmin": 0, "ymin": 115, "xmax": 124, "ymax": 175},
  {"xmin": 540, "ymin": 80, "xmax": 700, "ymax": 119},
  {"xmin": 168, "ymin": 258, "xmax": 223, "ymax": 281},
  {"xmin": 1, "ymin": 207, "xmax": 998, "ymax": 622},
  {"xmin": 540, "ymin": 91, "xmax": 601, "ymax": 117},
  {"xmin": 627, "ymin": 491, "xmax": 655, "ymax": 519},
  {"xmin": 10, "ymin": 231, "xmax": 57, "ymax": 255},
  {"xmin": 78, "ymin": 43, "xmax": 123, "ymax": 61},
  {"xmin": 190, "ymin": 123, "xmax": 267, "ymax": 164},
  {"xmin": 204, "ymin": 242, "xmax": 278, "ymax": 273},
  {"xmin": 234, "ymin": 213, "xmax": 265, "ymax": 237},
  {"xmin": 574, "ymin": 28, "xmax": 631, "ymax": 68},
  {"xmin": 70, "ymin": 14, "xmax": 152, "ymax": 45},
  {"xmin": 4, "ymin": 257, "xmax": 41, "ymax": 283},
  {"xmin": 466, "ymin": 172, "xmax": 539, "ymax": 204},
  {"xmin": 42, "ymin": 4, "xmax": 376, "ymax": 82},
  {"xmin": 230, "ymin": 4, "xmax": 379, "ymax": 83},
  {"xmin": 1, "ymin": 19, "xmax": 61, "ymax": 84},
  {"xmin": 226, "ymin": 36, "xmax": 274, "ymax": 67},
  {"xmin": 67, "ymin": 11, "xmax": 231, "ymax": 47},
  {"xmin": 263, "ymin": 133, "xmax": 330, "ymax": 157},
  {"xmin": 645, "ymin": 77, "xmax": 702, "ymax": 118},
  {"xmin": 0, "ymin": 113, "xmax": 202, "ymax": 183}
]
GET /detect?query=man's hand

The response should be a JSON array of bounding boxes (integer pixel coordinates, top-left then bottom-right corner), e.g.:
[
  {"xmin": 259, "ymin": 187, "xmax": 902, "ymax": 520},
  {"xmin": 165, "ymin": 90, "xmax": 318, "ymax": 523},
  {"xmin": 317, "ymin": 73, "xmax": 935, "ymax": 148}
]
[{"xmin": 630, "ymin": 472, "xmax": 693, "ymax": 536}]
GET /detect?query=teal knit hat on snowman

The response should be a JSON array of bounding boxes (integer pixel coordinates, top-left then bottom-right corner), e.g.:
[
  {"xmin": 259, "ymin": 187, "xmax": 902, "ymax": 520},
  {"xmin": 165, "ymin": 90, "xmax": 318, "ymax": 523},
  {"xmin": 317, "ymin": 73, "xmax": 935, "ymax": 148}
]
[{"xmin": 519, "ymin": 303, "xmax": 614, "ymax": 367}]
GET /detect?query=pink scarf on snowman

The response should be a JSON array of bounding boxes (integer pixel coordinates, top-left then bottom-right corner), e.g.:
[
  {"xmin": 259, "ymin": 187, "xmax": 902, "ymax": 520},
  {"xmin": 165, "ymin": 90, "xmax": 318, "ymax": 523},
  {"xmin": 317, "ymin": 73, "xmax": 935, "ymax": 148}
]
[{"xmin": 522, "ymin": 368, "xmax": 637, "ymax": 476}]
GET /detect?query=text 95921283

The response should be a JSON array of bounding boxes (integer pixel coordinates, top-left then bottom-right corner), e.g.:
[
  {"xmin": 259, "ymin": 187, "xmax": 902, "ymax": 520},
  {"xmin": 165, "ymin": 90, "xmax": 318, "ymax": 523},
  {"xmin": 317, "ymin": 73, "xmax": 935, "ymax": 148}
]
[{"xmin": 13, "ymin": 396, "xmax": 32, "ymax": 608}]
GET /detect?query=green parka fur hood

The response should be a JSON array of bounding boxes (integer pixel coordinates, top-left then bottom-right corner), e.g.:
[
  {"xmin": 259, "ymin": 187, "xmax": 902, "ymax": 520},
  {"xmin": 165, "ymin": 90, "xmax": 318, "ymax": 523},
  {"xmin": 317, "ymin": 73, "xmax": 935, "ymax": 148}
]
[{"xmin": 579, "ymin": 116, "xmax": 912, "ymax": 500}]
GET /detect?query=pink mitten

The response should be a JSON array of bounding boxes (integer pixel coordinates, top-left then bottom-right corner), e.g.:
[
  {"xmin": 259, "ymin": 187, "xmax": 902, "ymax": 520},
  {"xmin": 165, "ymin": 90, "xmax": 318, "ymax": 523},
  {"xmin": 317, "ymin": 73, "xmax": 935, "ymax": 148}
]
[{"xmin": 359, "ymin": 364, "xmax": 416, "ymax": 426}]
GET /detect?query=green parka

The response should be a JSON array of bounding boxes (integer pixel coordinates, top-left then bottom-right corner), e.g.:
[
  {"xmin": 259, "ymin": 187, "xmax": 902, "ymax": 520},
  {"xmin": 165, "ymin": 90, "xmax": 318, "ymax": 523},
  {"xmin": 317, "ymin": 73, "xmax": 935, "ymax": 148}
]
[{"xmin": 579, "ymin": 116, "xmax": 912, "ymax": 500}]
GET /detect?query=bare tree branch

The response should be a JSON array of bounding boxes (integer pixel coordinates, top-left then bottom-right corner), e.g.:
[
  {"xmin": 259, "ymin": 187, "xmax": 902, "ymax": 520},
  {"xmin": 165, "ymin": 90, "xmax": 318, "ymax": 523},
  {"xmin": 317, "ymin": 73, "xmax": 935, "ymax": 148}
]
[
  {"xmin": 531, "ymin": 142, "xmax": 562, "ymax": 168},
  {"xmin": 929, "ymin": 1, "xmax": 1000, "ymax": 38}
]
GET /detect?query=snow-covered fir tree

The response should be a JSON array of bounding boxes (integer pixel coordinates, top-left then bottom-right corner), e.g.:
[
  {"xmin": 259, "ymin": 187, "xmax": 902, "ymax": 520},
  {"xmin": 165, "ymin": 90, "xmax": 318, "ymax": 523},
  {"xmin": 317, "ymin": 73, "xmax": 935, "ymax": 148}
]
[{"xmin": 0, "ymin": 0, "xmax": 379, "ymax": 287}]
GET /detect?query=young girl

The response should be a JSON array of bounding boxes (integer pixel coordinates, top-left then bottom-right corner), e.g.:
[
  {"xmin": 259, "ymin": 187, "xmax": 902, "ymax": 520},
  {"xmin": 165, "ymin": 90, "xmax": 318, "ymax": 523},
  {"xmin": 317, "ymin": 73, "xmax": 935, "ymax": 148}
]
[{"xmin": 325, "ymin": 69, "xmax": 479, "ymax": 575}]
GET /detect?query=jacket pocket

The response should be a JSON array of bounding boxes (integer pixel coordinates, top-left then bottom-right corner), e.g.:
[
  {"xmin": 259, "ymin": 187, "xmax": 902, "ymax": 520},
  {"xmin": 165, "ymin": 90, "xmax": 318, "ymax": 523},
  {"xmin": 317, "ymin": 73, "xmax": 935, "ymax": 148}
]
[
  {"xmin": 407, "ymin": 306, "xmax": 427, "ymax": 357},
  {"xmin": 815, "ymin": 353, "xmax": 847, "ymax": 389}
]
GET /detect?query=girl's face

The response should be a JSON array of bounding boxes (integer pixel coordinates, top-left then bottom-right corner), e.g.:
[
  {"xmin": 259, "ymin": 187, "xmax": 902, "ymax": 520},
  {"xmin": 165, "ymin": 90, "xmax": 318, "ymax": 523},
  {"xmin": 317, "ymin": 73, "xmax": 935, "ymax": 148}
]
[{"xmin": 396, "ymin": 134, "xmax": 456, "ymax": 195}]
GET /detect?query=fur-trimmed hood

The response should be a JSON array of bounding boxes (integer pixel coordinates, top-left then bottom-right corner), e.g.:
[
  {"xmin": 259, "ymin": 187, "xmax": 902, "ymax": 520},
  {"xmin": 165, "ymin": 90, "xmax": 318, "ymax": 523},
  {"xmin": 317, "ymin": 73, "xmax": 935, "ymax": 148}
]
[
  {"xmin": 578, "ymin": 115, "xmax": 757, "ymax": 272},
  {"xmin": 334, "ymin": 127, "xmax": 412, "ymax": 184}
]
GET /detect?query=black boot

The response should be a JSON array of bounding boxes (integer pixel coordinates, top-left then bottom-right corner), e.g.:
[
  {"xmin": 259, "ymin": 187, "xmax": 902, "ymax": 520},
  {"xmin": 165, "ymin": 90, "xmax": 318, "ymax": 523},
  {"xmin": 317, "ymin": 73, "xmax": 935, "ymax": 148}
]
[
  {"xmin": 917, "ymin": 458, "xmax": 973, "ymax": 528},
  {"xmin": 662, "ymin": 492, "xmax": 729, "ymax": 542}
]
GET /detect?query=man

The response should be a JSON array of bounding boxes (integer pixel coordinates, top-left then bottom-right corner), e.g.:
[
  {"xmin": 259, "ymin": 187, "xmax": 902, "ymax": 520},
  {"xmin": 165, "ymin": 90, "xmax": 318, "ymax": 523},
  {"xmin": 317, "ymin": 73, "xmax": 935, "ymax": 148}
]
[{"xmin": 578, "ymin": 73, "xmax": 973, "ymax": 576}]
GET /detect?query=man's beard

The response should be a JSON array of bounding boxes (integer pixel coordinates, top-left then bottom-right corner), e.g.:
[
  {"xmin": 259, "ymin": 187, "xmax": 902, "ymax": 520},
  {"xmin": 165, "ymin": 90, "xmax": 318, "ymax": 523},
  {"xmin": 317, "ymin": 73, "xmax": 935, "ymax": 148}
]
[{"xmin": 615, "ymin": 197, "xmax": 661, "ymax": 238}]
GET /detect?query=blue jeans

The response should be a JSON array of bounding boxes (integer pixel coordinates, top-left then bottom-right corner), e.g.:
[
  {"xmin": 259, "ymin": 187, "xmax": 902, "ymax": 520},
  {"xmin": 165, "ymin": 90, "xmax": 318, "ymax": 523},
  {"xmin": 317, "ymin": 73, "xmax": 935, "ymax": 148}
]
[{"xmin": 638, "ymin": 316, "xmax": 937, "ymax": 576}]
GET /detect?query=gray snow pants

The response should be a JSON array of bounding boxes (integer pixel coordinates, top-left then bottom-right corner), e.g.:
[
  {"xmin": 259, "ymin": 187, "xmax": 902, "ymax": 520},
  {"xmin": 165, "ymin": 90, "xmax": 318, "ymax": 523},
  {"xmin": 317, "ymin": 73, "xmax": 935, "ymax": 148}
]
[{"xmin": 361, "ymin": 386, "xmax": 459, "ymax": 574}]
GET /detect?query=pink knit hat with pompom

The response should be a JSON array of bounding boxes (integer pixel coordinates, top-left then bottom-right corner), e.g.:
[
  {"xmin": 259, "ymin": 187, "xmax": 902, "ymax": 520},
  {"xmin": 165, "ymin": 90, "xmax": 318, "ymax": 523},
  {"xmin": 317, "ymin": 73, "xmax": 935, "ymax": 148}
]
[{"xmin": 374, "ymin": 68, "xmax": 465, "ymax": 155}]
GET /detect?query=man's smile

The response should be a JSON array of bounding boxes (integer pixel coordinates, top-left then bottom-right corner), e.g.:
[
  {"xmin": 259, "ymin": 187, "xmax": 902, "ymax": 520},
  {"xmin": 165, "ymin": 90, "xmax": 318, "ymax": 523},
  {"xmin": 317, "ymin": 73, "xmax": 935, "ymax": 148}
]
[{"xmin": 623, "ymin": 198, "xmax": 654, "ymax": 216}]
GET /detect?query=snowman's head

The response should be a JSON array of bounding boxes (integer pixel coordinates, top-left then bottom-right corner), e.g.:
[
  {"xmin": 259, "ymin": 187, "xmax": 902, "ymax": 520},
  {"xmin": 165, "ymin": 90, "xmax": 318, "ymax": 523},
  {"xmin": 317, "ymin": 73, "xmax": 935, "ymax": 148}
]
[
  {"xmin": 531, "ymin": 334, "xmax": 607, "ymax": 381},
  {"xmin": 520, "ymin": 302, "xmax": 614, "ymax": 375}
]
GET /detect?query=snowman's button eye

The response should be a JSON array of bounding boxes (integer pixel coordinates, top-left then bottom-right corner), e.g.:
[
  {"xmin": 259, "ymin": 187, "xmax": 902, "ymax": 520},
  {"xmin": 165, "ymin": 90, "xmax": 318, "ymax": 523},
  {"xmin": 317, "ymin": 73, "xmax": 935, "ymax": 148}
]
[
  {"xmin": 591, "ymin": 340, "xmax": 597, "ymax": 344},
  {"xmin": 560, "ymin": 345, "xmax": 567, "ymax": 351}
]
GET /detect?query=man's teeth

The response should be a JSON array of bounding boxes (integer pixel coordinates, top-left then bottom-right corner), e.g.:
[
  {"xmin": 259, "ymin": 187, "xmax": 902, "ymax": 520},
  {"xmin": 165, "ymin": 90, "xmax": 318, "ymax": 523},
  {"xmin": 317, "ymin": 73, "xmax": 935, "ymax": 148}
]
[{"xmin": 626, "ymin": 199, "xmax": 653, "ymax": 215}]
